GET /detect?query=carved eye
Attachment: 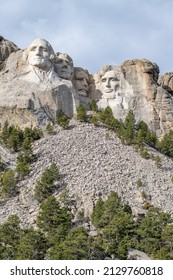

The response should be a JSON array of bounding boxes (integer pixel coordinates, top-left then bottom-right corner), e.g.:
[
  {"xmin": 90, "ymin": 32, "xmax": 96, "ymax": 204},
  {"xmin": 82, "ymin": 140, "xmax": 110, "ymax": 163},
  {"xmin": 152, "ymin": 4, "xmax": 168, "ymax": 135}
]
[
  {"xmin": 101, "ymin": 78, "xmax": 107, "ymax": 82},
  {"xmin": 56, "ymin": 59, "xmax": 63, "ymax": 64},
  {"xmin": 42, "ymin": 47, "xmax": 48, "ymax": 53},
  {"xmin": 111, "ymin": 78, "xmax": 118, "ymax": 82},
  {"xmin": 30, "ymin": 46, "xmax": 37, "ymax": 51}
]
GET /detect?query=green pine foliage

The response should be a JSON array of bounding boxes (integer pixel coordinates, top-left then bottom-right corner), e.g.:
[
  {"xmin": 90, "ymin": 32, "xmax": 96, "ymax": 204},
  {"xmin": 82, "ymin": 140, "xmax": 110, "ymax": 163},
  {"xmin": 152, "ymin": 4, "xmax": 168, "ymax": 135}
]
[
  {"xmin": 157, "ymin": 224, "xmax": 173, "ymax": 259},
  {"xmin": 91, "ymin": 193, "xmax": 173, "ymax": 259},
  {"xmin": 46, "ymin": 123, "xmax": 54, "ymax": 134},
  {"xmin": 48, "ymin": 227, "xmax": 91, "ymax": 260},
  {"xmin": 136, "ymin": 121, "xmax": 157, "ymax": 148},
  {"xmin": 0, "ymin": 122, "xmax": 42, "ymax": 152},
  {"xmin": 0, "ymin": 193, "xmax": 173, "ymax": 259},
  {"xmin": 91, "ymin": 197, "xmax": 105, "ymax": 227},
  {"xmin": 76, "ymin": 104, "xmax": 87, "ymax": 122},
  {"xmin": 0, "ymin": 156, "xmax": 3, "ymax": 172},
  {"xmin": 91, "ymin": 192, "xmax": 135, "ymax": 259},
  {"xmin": 15, "ymin": 228, "xmax": 48, "ymax": 260},
  {"xmin": 118, "ymin": 110, "xmax": 136, "ymax": 145},
  {"xmin": 16, "ymin": 142, "xmax": 35, "ymax": 179},
  {"xmin": 34, "ymin": 163, "xmax": 60, "ymax": 202},
  {"xmin": 139, "ymin": 146, "xmax": 151, "ymax": 159},
  {"xmin": 135, "ymin": 207, "xmax": 172, "ymax": 256},
  {"xmin": 0, "ymin": 215, "xmax": 22, "ymax": 259},
  {"xmin": 36, "ymin": 196, "xmax": 71, "ymax": 234},
  {"xmin": 56, "ymin": 111, "xmax": 70, "ymax": 129},
  {"xmin": 1, "ymin": 169, "xmax": 18, "ymax": 197},
  {"xmin": 0, "ymin": 121, "xmax": 23, "ymax": 151},
  {"xmin": 0, "ymin": 121, "xmax": 10, "ymax": 144},
  {"xmin": 90, "ymin": 99, "xmax": 98, "ymax": 112},
  {"xmin": 136, "ymin": 178, "xmax": 143, "ymax": 187},
  {"xmin": 90, "ymin": 115, "xmax": 99, "ymax": 126},
  {"xmin": 15, "ymin": 154, "xmax": 30, "ymax": 179},
  {"xmin": 23, "ymin": 127, "xmax": 43, "ymax": 142},
  {"xmin": 99, "ymin": 106, "xmax": 121, "ymax": 129},
  {"xmin": 157, "ymin": 131, "xmax": 173, "ymax": 158}
]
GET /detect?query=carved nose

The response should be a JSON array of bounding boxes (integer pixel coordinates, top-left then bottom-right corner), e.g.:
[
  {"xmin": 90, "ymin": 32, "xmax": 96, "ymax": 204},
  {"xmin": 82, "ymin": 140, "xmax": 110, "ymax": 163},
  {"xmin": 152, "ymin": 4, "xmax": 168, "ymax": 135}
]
[
  {"xmin": 35, "ymin": 47, "xmax": 41, "ymax": 55},
  {"xmin": 105, "ymin": 80, "xmax": 110, "ymax": 87},
  {"xmin": 82, "ymin": 79, "xmax": 88, "ymax": 86}
]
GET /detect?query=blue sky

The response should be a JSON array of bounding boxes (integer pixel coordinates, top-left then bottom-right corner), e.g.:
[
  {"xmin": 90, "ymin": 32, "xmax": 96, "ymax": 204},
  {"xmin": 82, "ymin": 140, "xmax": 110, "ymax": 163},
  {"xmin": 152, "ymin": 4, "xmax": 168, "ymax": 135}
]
[{"xmin": 1, "ymin": 0, "xmax": 173, "ymax": 74}]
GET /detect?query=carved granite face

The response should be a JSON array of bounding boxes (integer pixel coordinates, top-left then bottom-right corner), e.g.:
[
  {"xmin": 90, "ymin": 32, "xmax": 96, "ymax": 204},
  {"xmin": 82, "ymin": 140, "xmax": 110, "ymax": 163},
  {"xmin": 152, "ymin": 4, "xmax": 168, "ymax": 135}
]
[
  {"xmin": 74, "ymin": 68, "xmax": 89, "ymax": 97},
  {"xmin": 100, "ymin": 70, "xmax": 120, "ymax": 98},
  {"xmin": 55, "ymin": 52, "xmax": 74, "ymax": 80},
  {"xmin": 26, "ymin": 38, "xmax": 55, "ymax": 71}
]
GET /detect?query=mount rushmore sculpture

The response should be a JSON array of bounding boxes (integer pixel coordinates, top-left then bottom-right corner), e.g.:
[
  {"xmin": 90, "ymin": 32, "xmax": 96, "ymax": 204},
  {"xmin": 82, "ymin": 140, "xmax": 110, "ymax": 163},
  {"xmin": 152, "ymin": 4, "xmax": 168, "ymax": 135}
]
[{"xmin": 0, "ymin": 35, "xmax": 173, "ymax": 137}]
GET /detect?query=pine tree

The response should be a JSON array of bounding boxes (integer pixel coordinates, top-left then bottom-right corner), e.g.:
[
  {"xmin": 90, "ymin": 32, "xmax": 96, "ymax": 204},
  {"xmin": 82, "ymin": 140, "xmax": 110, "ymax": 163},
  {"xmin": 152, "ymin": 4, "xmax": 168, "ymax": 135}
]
[
  {"xmin": 157, "ymin": 131, "xmax": 173, "ymax": 158},
  {"xmin": 136, "ymin": 207, "xmax": 172, "ymax": 255},
  {"xmin": 16, "ymin": 145, "xmax": 35, "ymax": 179},
  {"xmin": 91, "ymin": 197, "xmax": 104, "ymax": 227},
  {"xmin": 46, "ymin": 123, "xmax": 54, "ymax": 134},
  {"xmin": 0, "ymin": 121, "xmax": 10, "ymax": 144},
  {"xmin": 36, "ymin": 196, "xmax": 71, "ymax": 234},
  {"xmin": 90, "ymin": 99, "xmax": 98, "ymax": 112},
  {"xmin": 76, "ymin": 104, "xmax": 87, "ymax": 122},
  {"xmin": 98, "ymin": 192, "xmax": 123, "ymax": 227},
  {"xmin": 49, "ymin": 227, "xmax": 91, "ymax": 260},
  {"xmin": 56, "ymin": 111, "xmax": 70, "ymax": 129},
  {"xmin": 91, "ymin": 192, "xmax": 135, "ymax": 259},
  {"xmin": 24, "ymin": 127, "xmax": 43, "ymax": 142},
  {"xmin": 7, "ymin": 128, "xmax": 21, "ymax": 152},
  {"xmin": 0, "ymin": 156, "xmax": 3, "ymax": 172},
  {"xmin": 16, "ymin": 156, "xmax": 30, "ymax": 179},
  {"xmin": 99, "ymin": 106, "xmax": 120, "ymax": 129},
  {"xmin": 1, "ymin": 169, "xmax": 18, "ymax": 197},
  {"xmin": 159, "ymin": 224, "xmax": 173, "ymax": 259},
  {"xmin": 90, "ymin": 115, "xmax": 99, "ymax": 126},
  {"xmin": 118, "ymin": 110, "xmax": 136, "ymax": 145},
  {"xmin": 34, "ymin": 163, "xmax": 60, "ymax": 202},
  {"xmin": 15, "ymin": 228, "xmax": 48, "ymax": 260},
  {"xmin": 0, "ymin": 215, "xmax": 21, "ymax": 259},
  {"xmin": 101, "ymin": 211, "xmax": 134, "ymax": 258}
]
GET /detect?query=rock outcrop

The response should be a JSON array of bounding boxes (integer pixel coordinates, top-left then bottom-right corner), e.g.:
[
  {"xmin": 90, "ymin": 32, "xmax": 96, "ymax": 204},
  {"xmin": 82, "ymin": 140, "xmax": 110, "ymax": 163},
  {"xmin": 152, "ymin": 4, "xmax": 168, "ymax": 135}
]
[
  {"xmin": 127, "ymin": 249, "xmax": 151, "ymax": 260},
  {"xmin": 0, "ymin": 35, "xmax": 19, "ymax": 65},
  {"xmin": 92, "ymin": 60, "xmax": 173, "ymax": 138},
  {"xmin": 1, "ymin": 37, "xmax": 173, "ymax": 137},
  {"xmin": 0, "ymin": 38, "xmax": 80, "ymax": 129},
  {"xmin": 158, "ymin": 72, "xmax": 173, "ymax": 95}
]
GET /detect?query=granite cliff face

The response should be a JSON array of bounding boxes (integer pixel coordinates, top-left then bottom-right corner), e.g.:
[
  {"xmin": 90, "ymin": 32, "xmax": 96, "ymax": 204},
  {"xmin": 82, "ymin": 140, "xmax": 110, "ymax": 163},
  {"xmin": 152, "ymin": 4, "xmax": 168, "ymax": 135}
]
[
  {"xmin": 0, "ymin": 38, "xmax": 80, "ymax": 129},
  {"xmin": 0, "ymin": 36, "xmax": 18, "ymax": 65},
  {"xmin": 92, "ymin": 60, "xmax": 173, "ymax": 138},
  {"xmin": 0, "ymin": 37, "xmax": 173, "ymax": 137}
]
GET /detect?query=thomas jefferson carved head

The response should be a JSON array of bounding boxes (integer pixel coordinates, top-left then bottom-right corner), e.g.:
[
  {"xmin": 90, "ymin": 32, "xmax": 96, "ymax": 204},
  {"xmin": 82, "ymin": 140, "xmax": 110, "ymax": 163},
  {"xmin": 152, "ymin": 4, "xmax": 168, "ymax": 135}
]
[{"xmin": 55, "ymin": 52, "xmax": 74, "ymax": 80}]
